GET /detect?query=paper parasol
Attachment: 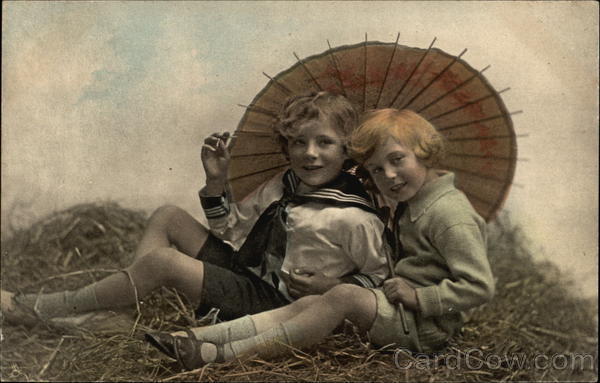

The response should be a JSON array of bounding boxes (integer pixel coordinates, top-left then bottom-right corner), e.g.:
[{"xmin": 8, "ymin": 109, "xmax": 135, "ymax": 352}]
[{"xmin": 229, "ymin": 35, "xmax": 520, "ymax": 222}]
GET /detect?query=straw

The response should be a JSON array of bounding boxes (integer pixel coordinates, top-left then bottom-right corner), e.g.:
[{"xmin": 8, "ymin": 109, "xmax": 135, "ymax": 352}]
[{"xmin": 1, "ymin": 203, "xmax": 597, "ymax": 381}]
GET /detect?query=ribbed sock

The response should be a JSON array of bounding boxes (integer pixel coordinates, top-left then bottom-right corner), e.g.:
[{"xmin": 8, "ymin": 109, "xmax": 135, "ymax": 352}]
[
  {"xmin": 177, "ymin": 314, "xmax": 258, "ymax": 344},
  {"xmin": 14, "ymin": 284, "xmax": 100, "ymax": 319},
  {"xmin": 220, "ymin": 322, "xmax": 295, "ymax": 361}
]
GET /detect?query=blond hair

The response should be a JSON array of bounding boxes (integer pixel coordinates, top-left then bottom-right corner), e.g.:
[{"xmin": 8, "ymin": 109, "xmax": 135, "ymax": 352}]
[
  {"xmin": 274, "ymin": 92, "xmax": 358, "ymax": 156},
  {"xmin": 349, "ymin": 109, "xmax": 445, "ymax": 167}
]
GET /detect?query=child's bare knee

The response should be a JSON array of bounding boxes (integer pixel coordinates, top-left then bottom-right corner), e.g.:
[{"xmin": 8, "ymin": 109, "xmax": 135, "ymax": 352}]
[
  {"xmin": 150, "ymin": 205, "xmax": 184, "ymax": 223},
  {"xmin": 292, "ymin": 295, "xmax": 321, "ymax": 310},
  {"xmin": 144, "ymin": 205, "xmax": 183, "ymax": 234},
  {"xmin": 131, "ymin": 247, "xmax": 180, "ymax": 282},
  {"xmin": 324, "ymin": 284, "xmax": 375, "ymax": 328},
  {"xmin": 328, "ymin": 284, "xmax": 361, "ymax": 298},
  {"xmin": 323, "ymin": 284, "xmax": 361, "ymax": 308}
]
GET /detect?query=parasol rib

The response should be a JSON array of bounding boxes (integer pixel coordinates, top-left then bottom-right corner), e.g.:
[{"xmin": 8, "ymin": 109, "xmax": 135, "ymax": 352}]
[
  {"xmin": 362, "ymin": 33, "xmax": 368, "ymax": 111},
  {"xmin": 374, "ymin": 33, "xmax": 401, "ymax": 109},
  {"xmin": 401, "ymin": 60, "xmax": 435, "ymax": 108},
  {"xmin": 447, "ymin": 133, "xmax": 527, "ymax": 142},
  {"xmin": 263, "ymin": 72, "xmax": 293, "ymax": 96},
  {"xmin": 442, "ymin": 165, "xmax": 507, "ymax": 183},
  {"xmin": 429, "ymin": 87, "xmax": 510, "ymax": 121},
  {"xmin": 293, "ymin": 52, "xmax": 323, "ymax": 92},
  {"xmin": 437, "ymin": 110, "xmax": 523, "ymax": 132},
  {"xmin": 229, "ymin": 163, "xmax": 290, "ymax": 182},
  {"xmin": 401, "ymin": 48, "xmax": 468, "ymax": 110},
  {"xmin": 417, "ymin": 65, "xmax": 491, "ymax": 113},
  {"xmin": 230, "ymin": 151, "xmax": 284, "ymax": 159},
  {"xmin": 234, "ymin": 130, "xmax": 274, "ymax": 137},
  {"xmin": 389, "ymin": 37, "xmax": 437, "ymax": 108},
  {"xmin": 447, "ymin": 153, "xmax": 522, "ymax": 161},
  {"xmin": 326, "ymin": 40, "xmax": 348, "ymax": 98},
  {"xmin": 238, "ymin": 104, "xmax": 278, "ymax": 118}
]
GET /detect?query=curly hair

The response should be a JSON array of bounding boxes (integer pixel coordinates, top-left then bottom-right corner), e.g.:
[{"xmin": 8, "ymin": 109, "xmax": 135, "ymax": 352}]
[
  {"xmin": 348, "ymin": 108, "xmax": 446, "ymax": 168},
  {"xmin": 274, "ymin": 92, "xmax": 358, "ymax": 159}
]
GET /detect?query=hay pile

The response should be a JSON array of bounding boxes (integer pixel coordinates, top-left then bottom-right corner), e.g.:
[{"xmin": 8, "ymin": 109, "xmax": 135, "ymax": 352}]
[{"xmin": 1, "ymin": 202, "xmax": 597, "ymax": 381}]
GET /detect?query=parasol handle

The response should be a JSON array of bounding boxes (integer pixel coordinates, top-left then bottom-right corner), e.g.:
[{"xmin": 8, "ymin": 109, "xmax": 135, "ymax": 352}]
[
  {"xmin": 385, "ymin": 250, "xmax": 410, "ymax": 335},
  {"xmin": 219, "ymin": 133, "xmax": 237, "ymax": 204}
]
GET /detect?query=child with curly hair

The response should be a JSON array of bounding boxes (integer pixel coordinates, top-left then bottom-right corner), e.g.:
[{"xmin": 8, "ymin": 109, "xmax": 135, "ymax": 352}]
[
  {"xmin": 1, "ymin": 92, "xmax": 389, "ymax": 330},
  {"xmin": 146, "ymin": 108, "xmax": 495, "ymax": 369}
]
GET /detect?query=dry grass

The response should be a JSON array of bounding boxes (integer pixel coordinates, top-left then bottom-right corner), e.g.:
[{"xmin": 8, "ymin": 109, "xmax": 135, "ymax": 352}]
[{"xmin": 1, "ymin": 202, "xmax": 597, "ymax": 381}]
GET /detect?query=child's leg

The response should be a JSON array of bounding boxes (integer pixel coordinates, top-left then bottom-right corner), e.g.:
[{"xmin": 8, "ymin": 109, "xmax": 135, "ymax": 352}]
[
  {"xmin": 2, "ymin": 248, "xmax": 206, "ymax": 320},
  {"xmin": 176, "ymin": 284, "xmax": 377, "ymax": 364},
  {"xmin": 135, "ymin": 205, "xmax": 209, "ymax": 259},
  {"xmin": 220, "ymin": 284, "xmax": 376, "ymax": 361},
  {"xmin": 170, "ymin": 295, "xmax": 323, "ymax": 342},
  {"xmin": 252, "ymin": 295, "xmax": 324, "ymax": 333},
  {"xmin": 95, "ymin": 247, "xmax": 206, "ymax": 307}
]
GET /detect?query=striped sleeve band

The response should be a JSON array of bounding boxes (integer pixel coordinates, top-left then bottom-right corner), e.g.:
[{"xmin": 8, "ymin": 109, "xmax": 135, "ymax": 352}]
[{"xmin": 199, "ymin": 192, "xmax": 230, "ymax": 219}]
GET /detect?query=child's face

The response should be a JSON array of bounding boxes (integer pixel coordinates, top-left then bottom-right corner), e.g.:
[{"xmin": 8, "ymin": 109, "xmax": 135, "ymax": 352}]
[
  {"xmin": 287, "ymin": 119, "xmax": 348, "ymax": 189},
  {"xmin": 364, "ymin": 136, "xmax": 429, "ymax": 202}
]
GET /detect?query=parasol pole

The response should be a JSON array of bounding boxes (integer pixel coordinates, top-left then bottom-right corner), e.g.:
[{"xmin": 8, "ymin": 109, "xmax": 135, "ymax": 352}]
[
  {"xmin": 362, "ymin": 33, "xmax": 368, "ymax": 112},
  {"xmin": 218, "ymin": 134, "xmax": 236, "ymax": 204},
  {"xmin": 384, "ymin": 248, "xmax": 410, "ymax": 335}
]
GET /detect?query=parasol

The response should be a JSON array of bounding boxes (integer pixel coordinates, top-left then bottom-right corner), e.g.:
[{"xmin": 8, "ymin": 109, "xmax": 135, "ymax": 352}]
[{"xmin": 229, "ymin": 34, "xmax": 521, "ymax": 222}]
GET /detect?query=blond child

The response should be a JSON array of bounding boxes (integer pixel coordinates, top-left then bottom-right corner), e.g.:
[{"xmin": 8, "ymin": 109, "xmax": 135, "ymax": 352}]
[
  {"xmin": 146, "ymin": 108, "xmax": 495, "ymax": 369},
  {"xmin": 1, "ymin": 92, "xmax": 388, "ymax": 328}
]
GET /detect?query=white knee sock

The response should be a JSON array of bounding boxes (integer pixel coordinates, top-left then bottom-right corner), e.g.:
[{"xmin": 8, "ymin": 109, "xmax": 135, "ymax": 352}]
[
  {"xmin": 221, "ymin": 322, "xmax": 297, "ymax": 361},
  {"xmin": 181, "ymin": 323, "xmax": 294, "ymax": 365},
  {"xmin": 15, "ymin": 284, "xmax": 100, "ymax": 319},
  {"xmin": 179, "ymin": 315, "xmax": 258, "ymax": 344}
]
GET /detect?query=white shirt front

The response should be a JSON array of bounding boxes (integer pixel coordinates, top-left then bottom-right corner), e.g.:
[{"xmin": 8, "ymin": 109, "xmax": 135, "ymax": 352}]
[{"xmin": 200, "ymin": 170, "xmax": 390, "ymax": 299}]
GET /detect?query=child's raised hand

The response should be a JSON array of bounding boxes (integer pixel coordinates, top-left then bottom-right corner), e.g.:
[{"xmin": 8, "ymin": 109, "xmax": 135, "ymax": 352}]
[
  {"xmin": 382, "ymin": 277, "xmax": 419, "ymax": 311},
  {"xmin": 201, "ymin": 132, "xmax": 232, "ymax": 195}
]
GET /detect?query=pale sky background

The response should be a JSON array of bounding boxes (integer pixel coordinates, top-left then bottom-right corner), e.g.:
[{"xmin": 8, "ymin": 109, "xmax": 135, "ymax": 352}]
[{"xmin": 2, "ymin": 1, "xmax": 598, "ymax": 297}]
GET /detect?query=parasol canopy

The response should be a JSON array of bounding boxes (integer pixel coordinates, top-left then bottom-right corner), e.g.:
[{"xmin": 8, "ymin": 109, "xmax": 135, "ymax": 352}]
[{"xmin": 229, "ymin": 35, "xmax": 520, "ymax": 222}]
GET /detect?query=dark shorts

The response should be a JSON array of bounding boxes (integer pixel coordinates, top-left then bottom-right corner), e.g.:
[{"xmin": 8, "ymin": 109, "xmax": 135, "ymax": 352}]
[{"xmin": 195, "ymin": 233, "xmax": 291, "ymax": 321}]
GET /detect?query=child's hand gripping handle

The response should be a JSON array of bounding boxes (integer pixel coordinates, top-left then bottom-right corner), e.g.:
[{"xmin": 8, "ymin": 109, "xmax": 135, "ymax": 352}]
[{"xmin": 385, "ymin": 251, "xmax": 410, "ymax": 335}]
